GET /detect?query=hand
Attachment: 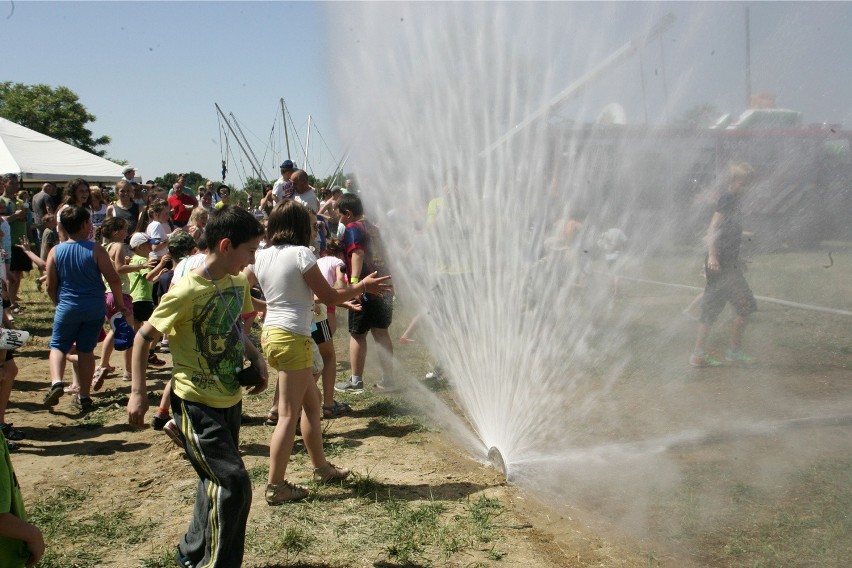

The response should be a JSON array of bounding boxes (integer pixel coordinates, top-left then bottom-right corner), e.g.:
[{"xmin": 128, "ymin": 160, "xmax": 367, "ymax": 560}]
[
  {"xmin": 362, "ymin": 271, "xmax": 393, "ymax": 296},
  {"xmin": 146, "ymin": 257, "xmax": 159, "ymax": 269},
  {"xmin": 341, "ymin": 300, "xmax": 362, "ymax": 311},
  {"xmin": 17, "ymin": 236, "xmax": 31, "ymax": 252},
  {"xmin": 127, "ymin": 392, "xmax": 149, "ymax": 428},
  {"xmin": 246, "ymin": 359, "xmax": 269, "ymax": 395},
  {"xmin": 24, "ymin": 523, "xmax": 45, "ymax": 567},
  {"xmin": 707, "ymin": 255, "xmax": 720, "ymax": 273}
]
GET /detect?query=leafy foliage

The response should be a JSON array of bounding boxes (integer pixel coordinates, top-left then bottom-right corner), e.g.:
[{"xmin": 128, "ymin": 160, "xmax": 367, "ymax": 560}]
[{"xmin": 0, "ymin": 82, "xmax": 111, "ymax": 156}]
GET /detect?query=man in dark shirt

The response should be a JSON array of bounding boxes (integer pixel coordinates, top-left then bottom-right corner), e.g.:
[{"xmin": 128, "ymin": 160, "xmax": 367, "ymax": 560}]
[
  {"xmin": 689, "ymin": 162, "xmax": 758, "ymax": 367},
  {"xmin": 31, "ymin": 183, "xmax": 56, "ymax": 246}
]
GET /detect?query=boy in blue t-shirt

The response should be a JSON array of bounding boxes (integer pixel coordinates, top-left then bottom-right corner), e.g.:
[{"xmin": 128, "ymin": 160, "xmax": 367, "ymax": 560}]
[{"xmin": 43, "ymin": 205, "xmax": 128, "ymax": 413}]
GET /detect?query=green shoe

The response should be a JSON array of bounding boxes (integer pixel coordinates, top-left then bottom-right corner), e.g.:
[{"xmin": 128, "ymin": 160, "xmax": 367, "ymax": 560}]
[
  {"xmin": 725, "ymin": 349, "xmax": 754, "ymax": 365},
  {"xmin": 689, "ymin": 354, "xmax": 722, "ymax": 368}
]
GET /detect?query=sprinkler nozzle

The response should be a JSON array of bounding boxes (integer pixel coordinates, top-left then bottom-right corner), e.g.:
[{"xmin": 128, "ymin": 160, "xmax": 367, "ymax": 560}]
[{"xmin": 488, "ymin": 446, "xmax": 507, "ymax": 480}]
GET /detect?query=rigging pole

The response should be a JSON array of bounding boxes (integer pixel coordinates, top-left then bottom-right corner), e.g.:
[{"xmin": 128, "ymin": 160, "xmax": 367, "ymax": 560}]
[
  {"xmin": 304, "ymin": 115, "xmax": 312, "ymax": 175},
  {"xmin": 215, "ymin": 103, "xmax": 265, "ymax": 181},
  {"xmin": 229, "ymin": 112, "xmax": 267, "ymax": 180},
  {"xmin": 480, "ymin": 12, "xmax": 676, "ymax": 157},
  {"xmin": 280, "ymin": 98, "xmax": 292, "ymax": 160}
]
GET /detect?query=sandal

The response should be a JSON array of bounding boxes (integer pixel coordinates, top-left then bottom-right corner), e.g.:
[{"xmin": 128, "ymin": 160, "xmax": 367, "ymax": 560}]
[
  {"xmin": 63, "ymin": 384, "xmax": 80, "ymax": 395},
  {"xmin": 322, "ymin": 400, "xmax": 352, "ymax": 419},
  {"xmin": 265, "ymin": 480, "xmax": 309, "ymax": 505},
  {"xmin": 314, "ymin": 462, "xmax": 351, "ymax": 483},
  {"xmin": 92, "ymin": 366, "xmax": 111, "ymax": 391}
]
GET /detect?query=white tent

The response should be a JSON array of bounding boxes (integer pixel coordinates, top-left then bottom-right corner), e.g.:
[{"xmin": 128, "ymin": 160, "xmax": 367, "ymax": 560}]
[{"xmin": 0, "ymin": 117, "xmax": 124, "ymax": 183}]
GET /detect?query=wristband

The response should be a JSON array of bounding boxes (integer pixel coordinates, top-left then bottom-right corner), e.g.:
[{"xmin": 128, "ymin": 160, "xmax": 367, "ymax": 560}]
[{"xmin": 351, "ymin": 277, "xmax": 360, "ymax": 284}]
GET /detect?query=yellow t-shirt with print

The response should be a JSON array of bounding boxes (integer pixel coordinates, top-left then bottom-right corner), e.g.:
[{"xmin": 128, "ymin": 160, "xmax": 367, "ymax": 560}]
[{"xmin": 148, "ymin": 271, "xmax": 253, "ymax": 409}]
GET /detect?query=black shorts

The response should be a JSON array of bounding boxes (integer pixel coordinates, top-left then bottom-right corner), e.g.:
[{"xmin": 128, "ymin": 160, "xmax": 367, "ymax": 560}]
[
  {"xmin": 133, "ymin": 300, "xmax": 155, "ymax": 323},
  {"xmin": 700, "ymin": 266, "xmax": 757, "ymax": 324},
  {"xmin": 311, "ymin": 318, "xmax": 332, "ymax": 345},
  {"xmin": 9, "ymin": 246, "xmax": 32, "ymax": 272},
  {"xmin": 348, "ymin": 294, "xmax": 393, "ymax": 335}
]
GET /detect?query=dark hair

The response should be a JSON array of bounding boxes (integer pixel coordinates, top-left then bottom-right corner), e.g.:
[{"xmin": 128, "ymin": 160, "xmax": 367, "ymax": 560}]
[
  {"xmin": 62, "ymin": 178, "xmax": 91, "ymax": 208},
  {"xmin": 101, "ymin": 216, "xmax": 128, "ymax": 240},
  {"xmin": 205, "ymin": 205, "xmax": 264, "ymax": 250},
  {"xmin": 59, "ymin": 205, "xmax": 91, "ymax": 234},
  {"xmin": 195, "ymin": 230, "xmax": 208, "ymax": 251},
  {"xmin": 267, "ymin": 200, "xmax": 312, "ymax": 247},
  {"xmin": 325, "ymin": 238, "xmax": 344, "ymax": 257},
  {"xmin": 337, "ymin": 193, "xmax": 363, "ymax": 218},
  {"xmin": 1, "ymin": 173, "xmax": 18, "ymax": 183},
  {"xmin": 41, "ymin": 213, "xmax": 56, "ymax": 225}
]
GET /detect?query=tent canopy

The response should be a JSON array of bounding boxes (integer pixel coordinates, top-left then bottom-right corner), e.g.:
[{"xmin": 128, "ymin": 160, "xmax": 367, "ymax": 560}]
[{"xmin": 0, "ymin": 117, "xmax": 124, "ymax": 184}]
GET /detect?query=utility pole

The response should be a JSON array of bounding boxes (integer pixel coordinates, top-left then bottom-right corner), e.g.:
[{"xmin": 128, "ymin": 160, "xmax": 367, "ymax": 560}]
[
  {"xmin": 745, "ymin": 7, "xmax": 752, "ymax": 108},
  {"xmin": 215, "ymin": 103, "xmax": 265, "ymax": 181}
]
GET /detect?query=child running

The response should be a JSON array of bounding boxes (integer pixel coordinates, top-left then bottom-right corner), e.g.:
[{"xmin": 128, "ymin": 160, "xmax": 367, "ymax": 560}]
[
  {"xmin": 127, "ymin": 205, "xmax": 267, "ymax": 568},
  {"xmin": 245, "ymin": 200, "xmax": 390, "ymax": 504}
]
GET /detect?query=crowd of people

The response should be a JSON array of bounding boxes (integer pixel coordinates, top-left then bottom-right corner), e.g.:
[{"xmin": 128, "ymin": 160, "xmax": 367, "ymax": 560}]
[{"xmin": 0, "ymin": 163, "xmax": 394, "ymax": 568}]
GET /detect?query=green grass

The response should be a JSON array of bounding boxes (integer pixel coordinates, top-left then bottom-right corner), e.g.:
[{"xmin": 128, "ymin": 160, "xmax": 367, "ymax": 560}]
[{"xmin": 28, "ymin": 487, "xmax": 160, "ymax": 567}]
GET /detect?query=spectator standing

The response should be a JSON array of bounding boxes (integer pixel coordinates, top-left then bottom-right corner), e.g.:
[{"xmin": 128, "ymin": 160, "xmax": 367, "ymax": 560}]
[
  {"xmin": 0, "ymin": 175, "xmax": 31, "ymax": 310},
  {"xmin": 271, "ymin": 160, "xmax": 297, "ymax": 205},
  {"xmin": 333, "ymin": 193, "xmax": 397, "ymax": 393},
  {"xmin": 31, "ymin": 182, "xmax": 57, "ymax": 246}
]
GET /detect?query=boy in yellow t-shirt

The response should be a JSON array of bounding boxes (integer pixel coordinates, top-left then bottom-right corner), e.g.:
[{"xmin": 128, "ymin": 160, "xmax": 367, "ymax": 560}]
[{"xmin": 126, "ymin": 206, "xmax": 267, "ymax": 568}]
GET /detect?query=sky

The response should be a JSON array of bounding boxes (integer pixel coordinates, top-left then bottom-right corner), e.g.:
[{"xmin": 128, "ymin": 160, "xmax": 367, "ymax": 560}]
[{"xmin": 3, "ymin": 1, "xmax": 852, "ymax": 187}]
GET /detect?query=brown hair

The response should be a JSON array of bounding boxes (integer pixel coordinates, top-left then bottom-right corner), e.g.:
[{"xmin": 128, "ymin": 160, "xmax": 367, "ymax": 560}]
[{"xmin": 267, "ymin": 200, "xmax": 312, "ymax": 247}]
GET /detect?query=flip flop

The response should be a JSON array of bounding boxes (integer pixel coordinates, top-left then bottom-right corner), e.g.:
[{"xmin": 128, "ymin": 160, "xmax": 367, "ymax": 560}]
[{"xmin": 92, "ymin": 365, "xmax": 111, "ymax": 391}]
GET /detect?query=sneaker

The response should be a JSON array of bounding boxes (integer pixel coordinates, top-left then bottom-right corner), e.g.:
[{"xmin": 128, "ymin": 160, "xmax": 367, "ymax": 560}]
[
  {"xmin": 265, "ymin": 480, "xmax": 309, "ymax": 505},
  {"xmin": 147, "ymin": 354, "xmax": 166, "ymax": 367},
  {"xmin": 43, "ymin": 382, "xmax": 65, "ymax": 407},
  {"xmin": 7, "ymin": 439, "xmax": 19, "ymax": 451},
  {"xmin": 725, "ymin": 349, "xmax": 755, "ymax": 365},
  {"xmin": 334, "ymin": 377, "xmax": 364, "ymax": 394},
  {"xmin": 0, "ymin": 423, "xmax": 25, "ymax": 441},
  {"xmin": 151, "ymin": 414, "xmax": 170, "ymax": 431},
  {"xmin": 163, "ymin": 419, "xmax": 183, "ymax": 448},
  {"xmin": 313, "ymin": 462, "xmax": 351, "ymax": 483},
  {"xmin": 175, "ymin": 547, "xmax": 196, "ymax": 568},
  {"xmin": 159, "ymin": 340, "xmax": 170, "ymax": 353},
  {"xmin": 689, "ymin": 354, "xmax": 722, "ymax": 368},
  {"xmin": 71, "ymin": 395, "xmax": 94, "ymax": 414},
  {"xmin": 121, "ymin": 370, "xmax": 132, "ymax": 382}
]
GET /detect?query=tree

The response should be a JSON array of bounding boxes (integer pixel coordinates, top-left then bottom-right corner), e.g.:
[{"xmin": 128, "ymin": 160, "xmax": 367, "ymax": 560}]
[
  {"xmin": 0, "ymin": 82, "xmax": 111, "ymax": 156},
  {"xmin": 154, "ymin": 172, "xmax": 206, "ymax": 191}
]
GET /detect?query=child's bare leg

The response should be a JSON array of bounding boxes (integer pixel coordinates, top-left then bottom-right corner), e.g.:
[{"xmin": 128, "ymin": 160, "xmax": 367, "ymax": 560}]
[
  {"xmin": 371, "ymin": 328, "xmax": 395, "ymax": 380},
  {"xmin": 349, "ymin": 332, "xmax": 368, "ymax": 378},
  {"xmin": 317, "ymin": 340, "xmax": 336, "ymax": 407},
  {"xmin": 300, "ymin": 378, "xmax": 332, "ymax": 469},
  {"xmin": 268, "ymin": 369, "xmax": 312, "ymax": 483},
  {"xmin": 154, "ymin": 381, "xmax": 172, "ymax": 419},
  {"xmin": 731, "ymin": 315, "xmax": 748, "ymax": 351},
  {"xmin": 49, "ymin": 349, "xmax": 68, "ymax": 385},
  {"xmin": 76, "ymin": 352, "xmax": 96, "ymax": 398},
  {"xmin": 100, "ymin": 329, "xmax": 115, "ymax": 370}
]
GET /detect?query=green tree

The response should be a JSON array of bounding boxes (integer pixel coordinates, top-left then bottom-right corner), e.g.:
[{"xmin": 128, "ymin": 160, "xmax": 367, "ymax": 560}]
[
  {"xmin": 0, "ymin": 82, "xmax": 111, "ymax": 156},
  {"xmin": 154, "ymin": 172, "xmax": 206, "ymax": 191}
]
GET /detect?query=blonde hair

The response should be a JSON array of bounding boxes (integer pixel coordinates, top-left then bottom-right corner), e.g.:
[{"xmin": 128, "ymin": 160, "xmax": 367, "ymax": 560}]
[
  {"xmin": 728, "ymin": 161, "xmax": 754, "ymax": 184},
  {"xmin": 189, "ymin": 206, "xmax": 208, "ymax": 226}
]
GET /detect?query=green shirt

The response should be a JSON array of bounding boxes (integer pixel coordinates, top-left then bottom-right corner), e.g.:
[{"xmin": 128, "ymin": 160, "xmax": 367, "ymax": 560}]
[
  {"xmin": 128, "ymin": 254, "xmax": 153, "ymax": 303},
  {"xmin": 0, "ymin": 436, "xmax": 29, "ymax": 568}
]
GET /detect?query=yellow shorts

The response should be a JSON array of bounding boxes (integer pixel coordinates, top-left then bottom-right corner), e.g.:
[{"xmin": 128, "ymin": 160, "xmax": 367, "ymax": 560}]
[{"xmin": 261, "ymin": 327, "xmax": 313, "ymax": 371}]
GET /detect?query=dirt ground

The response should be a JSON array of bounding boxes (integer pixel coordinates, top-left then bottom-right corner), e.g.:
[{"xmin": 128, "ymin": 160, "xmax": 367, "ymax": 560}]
[
  {"xmin": 6, "ymin": 249, "xmax": 850, "ymax": 567},
  {"xmin": 6, "ymin": 328, "xmax": 655, "ymax": 568}
]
